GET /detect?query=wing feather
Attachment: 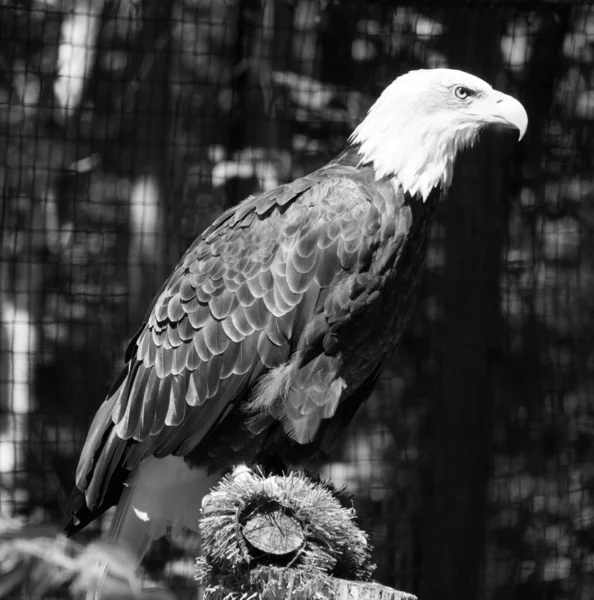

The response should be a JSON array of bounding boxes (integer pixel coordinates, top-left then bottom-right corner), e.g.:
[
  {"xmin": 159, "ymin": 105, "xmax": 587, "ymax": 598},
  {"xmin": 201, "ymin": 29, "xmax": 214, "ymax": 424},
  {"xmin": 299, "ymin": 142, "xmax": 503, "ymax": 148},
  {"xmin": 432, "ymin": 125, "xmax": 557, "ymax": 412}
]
[
  {"xmin": 155, "ymin": 300, "xmax": 168, "ymax": 323},
  {"xmin": 262, "ymin": 287, "xmax": 289, "ymax": 317},
  {"xmin": 116, "ymin": 367, "xmax": 149, "ymax": 440},
  {"xmin": 237, "ymin": 281, "xmax": 258, "ymax": 306},
  {"xmin": 150, "ymin": 376, "xmax": 172, "ymax": 436},
  {"xmin": 111, "ymin": 362, "xmax": 139, "ymax": 424},
  {"xmin": 181, "ymin": 296, "xmax": 199, "ymax": 315},
  {"xmin": 192, "ymin": 330, "xmax": 212, "ymax": 363},
  {"xmin": 137, "ymin": 368, "xmax": 161, "ymax": 441},
  {"xmin": 257, "ymin": 330, "xmax": 289, "ymax": 369},
  {"xmin": 220, "ymin": 341, "xmax": 241, "ymax": 379},
  {"xmin": 166, "ymin": 295, "xmax": 184, "ymax": 322},
  {"xmin": 88, "ymin": 429, "xmax": 125, "ymax": 507},
  {"xmin": 137, "ymin": 330, "xmax": 152, "ymax": 364},
  {"xmin": 187, "ymin": 302, "xmax": 211, "ymax": 329},
  {"xmin": 223, "ymin": 273, "xmax": 242, "ymax": 292},
  {"xmin": 313, "ymin": 243, "xmax": 340, "ymax": 287},
  {"xmin": 186, "ymin": 371, "xmax": 207, "ymax": 406},
  {"xmin": 233, "ymin": 330, "xmax": 260, "ymax": 376},
  {"xmin": 221, "ymin": 314, "xmax": 246, "ymax": 343},
  {"xmin": 172, "ymin": 341, "xmax": 191, "ymax": 375},
  {"xmin": 185, "ymin": 342, "xmax": 201, "ymax": 371},
  {"xmin": 176, "ymin": 316, "xmax": 195, "ymax": 342},
  {"xmin": 179, "ymin": 276, "xmax": 195, "ymax": 301},
  {"xmin": 151, "ymin": 327, "xmax": 166, "ymax": 348},
  {"xmin": 265, "ymin": 316, "xmax": 287, "ymax": 347},
  {"xmin": 153, "ymin": 345, "xmax": 166, "ymax": 378},
  {"xmin": 276, "ymin": 309, "xmax": 296, "ymax": 342},
  {"xmin": 286, "ymin": 250, "xmax": 320, "ymax": 294},
  {"xmin": 243, "ymin": 297, "xmax": 268, "ymax": 330},
  {"xmin": 202, "ymin": 318, "xmax": 230, "ymax": 356},
  {"xmin": 230, "ymin": 307, "xmax": 256, "ymax": 337},
  {"xmin": 166, "ymin": 325, "xmax": 183, "ymax": 349},
  {"xmin": 209, "ymin": 289, "xmax": 237, "ymax": 320},
  {"xmin": 165, "ymin": 375, "xmax": 186, "ymax": 427}
]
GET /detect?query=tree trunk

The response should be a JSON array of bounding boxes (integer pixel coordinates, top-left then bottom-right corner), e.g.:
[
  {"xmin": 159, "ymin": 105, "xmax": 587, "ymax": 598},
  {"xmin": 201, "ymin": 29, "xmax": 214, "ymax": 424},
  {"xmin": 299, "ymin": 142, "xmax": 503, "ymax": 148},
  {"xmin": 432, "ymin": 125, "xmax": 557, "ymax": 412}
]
[
  {"xmin": 419, "ymin": 8, "xmax": 510, "ymax": 600},
  {"xmin": 219, "ymin": 0, "xmax": 293, "ymax": 208},
  {"xmin": 126, "ymin": 0, "xmax": 172, "ymax": 327},
  {"xmin": 513, "ymin": 6, "xmax": 572, "ymax": 418},
  {"xmin": 204, "ymin": 567, "xmax": 416, "ymax": 600}
]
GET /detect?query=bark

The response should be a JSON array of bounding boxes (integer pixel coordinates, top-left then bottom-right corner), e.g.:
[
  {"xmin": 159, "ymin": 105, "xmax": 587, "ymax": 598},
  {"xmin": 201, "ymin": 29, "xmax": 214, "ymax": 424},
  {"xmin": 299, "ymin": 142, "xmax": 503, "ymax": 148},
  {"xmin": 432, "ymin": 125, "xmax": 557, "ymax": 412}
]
[
  {"xmin": 126, "ymin": 0, "xmax": 172, "ymax": 327},
  {"xmin": 419, "ymin": 9, "xmax": 571, "ymax": 599},
  {"xmin": 204, "ymin": 567, "xmax": 416, "ymax": 600},
  {"xmin": 420, "ymin": 8, "xmax": 511, "ymax": 600},
  {"xmin": 513, "ymin": 6, "xmax": 572, "ymax": 416},
  {"xmin": 219, "ymin": 0, "xmax": 293, "ymax": 207}
]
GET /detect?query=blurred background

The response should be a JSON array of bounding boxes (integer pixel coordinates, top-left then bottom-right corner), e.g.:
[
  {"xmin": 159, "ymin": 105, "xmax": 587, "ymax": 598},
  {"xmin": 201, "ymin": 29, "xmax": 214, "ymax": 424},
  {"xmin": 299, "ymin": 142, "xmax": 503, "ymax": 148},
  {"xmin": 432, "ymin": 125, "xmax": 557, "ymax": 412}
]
[{"xmin": 0, "ymin": 0, "xmax": 593, "ymax": 599}]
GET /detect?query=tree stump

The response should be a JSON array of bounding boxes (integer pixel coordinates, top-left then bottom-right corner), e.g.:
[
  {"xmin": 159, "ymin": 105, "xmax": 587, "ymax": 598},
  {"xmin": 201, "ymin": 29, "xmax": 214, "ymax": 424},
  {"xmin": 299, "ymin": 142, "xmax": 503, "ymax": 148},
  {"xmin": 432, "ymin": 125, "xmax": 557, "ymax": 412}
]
[
  {"xmin": 203, "ymin": 566, "xmax": 416, "ymax": 600},
  {"xmin": 197, "ymin": 467, "xmax": 416, "ymax": 600}
]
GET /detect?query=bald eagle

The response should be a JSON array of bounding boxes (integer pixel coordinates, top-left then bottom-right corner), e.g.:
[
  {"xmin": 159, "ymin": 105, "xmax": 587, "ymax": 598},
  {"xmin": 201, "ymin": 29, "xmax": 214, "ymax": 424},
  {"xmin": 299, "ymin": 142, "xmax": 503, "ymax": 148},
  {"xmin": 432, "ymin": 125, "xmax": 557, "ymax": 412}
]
[{"xmin": 66, "ymin": 69, "xmax": 527, "ymax": 564}]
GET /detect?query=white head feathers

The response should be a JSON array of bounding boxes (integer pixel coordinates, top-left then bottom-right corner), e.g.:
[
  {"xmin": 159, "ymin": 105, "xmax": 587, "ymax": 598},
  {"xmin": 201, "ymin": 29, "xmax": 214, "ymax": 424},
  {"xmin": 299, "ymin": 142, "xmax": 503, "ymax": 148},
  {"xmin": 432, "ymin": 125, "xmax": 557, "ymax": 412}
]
[{"xmin": 350, "ymin": 69, "xmax": 528, "ymax": 201}]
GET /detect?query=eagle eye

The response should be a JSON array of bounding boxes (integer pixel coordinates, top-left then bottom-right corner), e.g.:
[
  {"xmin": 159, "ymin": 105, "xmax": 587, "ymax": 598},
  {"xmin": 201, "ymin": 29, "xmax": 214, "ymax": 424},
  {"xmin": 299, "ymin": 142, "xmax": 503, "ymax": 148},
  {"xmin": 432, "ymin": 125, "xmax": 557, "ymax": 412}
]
[{"xmin": 454, "ymin": 86, "xmax": 473, "ymax": 100}]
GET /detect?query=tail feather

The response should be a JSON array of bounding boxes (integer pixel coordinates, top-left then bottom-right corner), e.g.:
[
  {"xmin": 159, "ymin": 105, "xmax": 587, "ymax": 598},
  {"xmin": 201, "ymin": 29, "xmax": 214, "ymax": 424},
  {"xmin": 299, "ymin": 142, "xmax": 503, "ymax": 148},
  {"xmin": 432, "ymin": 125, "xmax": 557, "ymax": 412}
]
[
  {"xmin": 81, "ymin": 455, "xmax": 220, "ymax": 600},
  {"xmin": 107, "ymin": 456, "xmax": 221, "ymax": 565},
  {"xmin": 84, "ymin": 478, "xmax": 150, "ymax": 600},
  {"xmin": 107, "ymin": 479, "xmax": 154, "ymax": 569}
]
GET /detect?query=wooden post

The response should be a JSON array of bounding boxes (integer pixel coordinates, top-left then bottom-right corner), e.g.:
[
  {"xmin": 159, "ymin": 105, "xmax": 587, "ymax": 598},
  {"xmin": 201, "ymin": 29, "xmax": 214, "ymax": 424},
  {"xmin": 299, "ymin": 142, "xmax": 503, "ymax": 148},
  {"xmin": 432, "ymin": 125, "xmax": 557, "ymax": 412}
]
[
  {"xmin": 203, "ymin": 567, "xmax": 417, "ymax": 600},
  {"xmin": 198, "ymin": 468, "xmax": 417, "ymax": 600}
]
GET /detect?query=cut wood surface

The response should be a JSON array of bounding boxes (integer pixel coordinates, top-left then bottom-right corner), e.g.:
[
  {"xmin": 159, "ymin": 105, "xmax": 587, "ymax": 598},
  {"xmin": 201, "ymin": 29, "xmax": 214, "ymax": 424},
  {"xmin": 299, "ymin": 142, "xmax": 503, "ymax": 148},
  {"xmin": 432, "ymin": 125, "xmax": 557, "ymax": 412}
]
[{"xmin": 242, "ymin": 510, "xmax": 304, "ymax": 555}]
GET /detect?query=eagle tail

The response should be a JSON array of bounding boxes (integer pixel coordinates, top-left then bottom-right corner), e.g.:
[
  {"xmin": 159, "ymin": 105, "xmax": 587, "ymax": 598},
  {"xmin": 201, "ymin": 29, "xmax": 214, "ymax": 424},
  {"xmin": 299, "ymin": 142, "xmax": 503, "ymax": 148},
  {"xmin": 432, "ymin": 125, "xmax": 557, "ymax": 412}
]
[
  {"xmin": 107, "ymin": 456, "xmax": 221, "ymax": 565},
  {"xmin": 107, "ymin": 478, "xmax": 154, "ymax": 568}
]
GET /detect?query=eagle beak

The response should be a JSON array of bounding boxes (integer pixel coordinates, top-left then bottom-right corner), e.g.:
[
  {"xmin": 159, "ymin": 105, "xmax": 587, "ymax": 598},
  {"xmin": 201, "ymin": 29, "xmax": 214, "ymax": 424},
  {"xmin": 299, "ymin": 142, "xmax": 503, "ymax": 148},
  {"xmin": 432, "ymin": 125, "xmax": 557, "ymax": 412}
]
[{"xmin": 481, "ymin": 91, "xmax": 528, "ymax": 141}]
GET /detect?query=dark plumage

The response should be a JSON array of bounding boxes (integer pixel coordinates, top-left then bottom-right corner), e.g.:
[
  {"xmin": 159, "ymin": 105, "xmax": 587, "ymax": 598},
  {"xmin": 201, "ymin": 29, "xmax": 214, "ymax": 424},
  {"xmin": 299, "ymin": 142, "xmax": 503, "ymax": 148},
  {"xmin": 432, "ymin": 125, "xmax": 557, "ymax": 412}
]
[{"xmin": 66, "ymin": 69, "xmax": 527, "ymax": 565}]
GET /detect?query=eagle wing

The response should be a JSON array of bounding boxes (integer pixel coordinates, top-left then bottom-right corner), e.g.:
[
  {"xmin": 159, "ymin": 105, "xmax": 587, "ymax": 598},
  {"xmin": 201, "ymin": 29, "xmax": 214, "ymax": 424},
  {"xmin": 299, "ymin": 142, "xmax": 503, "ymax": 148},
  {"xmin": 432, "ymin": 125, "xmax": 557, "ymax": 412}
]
[{"xmin": 68, "ymin": 162, "xmax": 398, "ymax": 532}]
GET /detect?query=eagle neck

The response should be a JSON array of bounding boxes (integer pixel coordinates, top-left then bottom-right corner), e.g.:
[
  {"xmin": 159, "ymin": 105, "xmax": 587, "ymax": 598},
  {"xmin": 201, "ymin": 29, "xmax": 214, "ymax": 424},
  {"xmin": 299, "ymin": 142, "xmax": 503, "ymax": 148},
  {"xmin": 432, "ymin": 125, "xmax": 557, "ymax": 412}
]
[
  {"xmin": 334, "ymin": 144, "xmax": 445, "ymax": 205},
  {"xmin": 349, "ymin": 109, "xmax": 479, "ymax": 202}
]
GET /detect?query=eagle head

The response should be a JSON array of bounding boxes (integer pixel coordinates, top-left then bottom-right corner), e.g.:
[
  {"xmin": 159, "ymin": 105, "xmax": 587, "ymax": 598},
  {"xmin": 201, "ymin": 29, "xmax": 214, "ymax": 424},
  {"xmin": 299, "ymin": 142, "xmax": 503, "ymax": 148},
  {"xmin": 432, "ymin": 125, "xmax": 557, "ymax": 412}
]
[{"xmin": 350, "ymin": 68, "xmax": 528, "ymax": 201}]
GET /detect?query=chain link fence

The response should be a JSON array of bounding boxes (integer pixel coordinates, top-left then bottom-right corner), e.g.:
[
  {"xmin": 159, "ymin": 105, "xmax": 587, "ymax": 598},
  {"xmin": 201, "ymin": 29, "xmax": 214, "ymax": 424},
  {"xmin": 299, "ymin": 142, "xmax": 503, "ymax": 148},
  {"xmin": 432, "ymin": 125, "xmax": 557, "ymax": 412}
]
[{"xmin": 0, "ymin": 1, "xmax": 592, "ymax": 599}]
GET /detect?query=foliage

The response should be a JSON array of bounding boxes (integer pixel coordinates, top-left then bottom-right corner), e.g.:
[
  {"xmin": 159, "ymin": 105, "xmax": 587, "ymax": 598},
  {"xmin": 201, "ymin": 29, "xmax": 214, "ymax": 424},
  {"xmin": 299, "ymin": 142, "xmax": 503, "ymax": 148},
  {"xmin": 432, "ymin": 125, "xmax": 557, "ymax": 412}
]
[{"xmin": 0, "ymin": 517, "xmax": 175, "ymax": 599}]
